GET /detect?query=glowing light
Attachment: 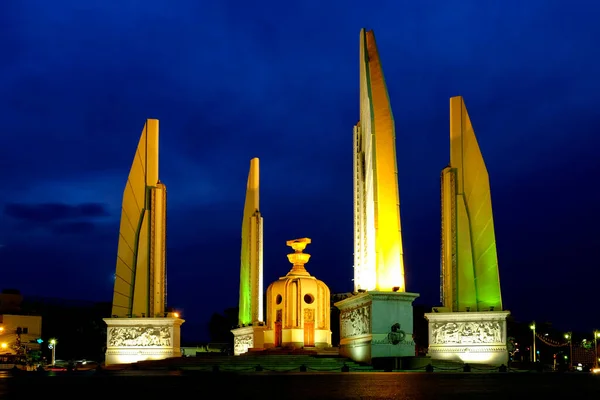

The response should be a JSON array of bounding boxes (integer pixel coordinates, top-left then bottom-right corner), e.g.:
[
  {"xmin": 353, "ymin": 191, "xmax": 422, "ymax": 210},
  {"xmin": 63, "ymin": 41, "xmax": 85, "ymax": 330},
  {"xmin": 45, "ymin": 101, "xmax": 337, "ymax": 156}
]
[
  {"xmin": 173, "ymin": 312, "xmax": 179, "ymax": 318},
  {"xmin": 0, "ymin": 343, "xmax": 7, "ymax": 349}
]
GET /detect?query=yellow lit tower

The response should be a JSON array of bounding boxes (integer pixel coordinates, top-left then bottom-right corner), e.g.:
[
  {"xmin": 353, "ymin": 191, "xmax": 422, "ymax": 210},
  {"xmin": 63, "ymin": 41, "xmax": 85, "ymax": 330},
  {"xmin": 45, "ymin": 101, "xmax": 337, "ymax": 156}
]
[
  {"xmin": 105, "ymin": 119, "xmax": 183, "ymax": 366},
  {"xmin": 238, "ymin": 157, "xmax": 264, "ymax": 326},
  {"xmin": 353, "ymin": 28, "xmax": 405, "ymax": 292},
  {"xmin": 111, "ymin": 119, "xmax": 167, "ymax": 318},
  {"xmin": 440, "ymin": 96, "xmax": 503, "ymax": 312},
  {"xmin": 337, "ymin": 29, "xmax": 419, "ymax": 365}
]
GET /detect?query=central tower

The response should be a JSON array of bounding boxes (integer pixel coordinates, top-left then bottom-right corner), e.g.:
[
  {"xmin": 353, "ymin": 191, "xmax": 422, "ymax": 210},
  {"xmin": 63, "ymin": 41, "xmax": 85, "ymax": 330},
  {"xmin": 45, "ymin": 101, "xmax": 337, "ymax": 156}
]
[
  {"xmin": 353, "ymin": 28, "xmax": 405, "ymax": 292},
  {"xmin": 337, "ymin": 29, "xmax": 419, "ymax": 366}
]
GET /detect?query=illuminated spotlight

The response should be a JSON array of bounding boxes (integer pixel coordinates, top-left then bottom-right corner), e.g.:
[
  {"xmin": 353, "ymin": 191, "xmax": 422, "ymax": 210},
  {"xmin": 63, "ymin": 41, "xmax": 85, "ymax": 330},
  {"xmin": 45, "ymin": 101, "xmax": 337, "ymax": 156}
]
[
  {"xmin": 173, "ymin": 312, "xmax": 179, "ymax": 318},
  {"xmin": 0, "ymin": 343, "xmax": 7, "ymax": 349},
  {"xmin": 592, "ymin": 368, "xmax": 600, "ymax": 374}
]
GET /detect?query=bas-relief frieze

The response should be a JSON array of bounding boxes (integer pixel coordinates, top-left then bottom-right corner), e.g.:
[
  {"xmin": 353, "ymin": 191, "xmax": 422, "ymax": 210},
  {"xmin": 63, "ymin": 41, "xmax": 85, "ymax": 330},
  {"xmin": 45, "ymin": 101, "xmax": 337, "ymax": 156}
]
[
  {"xmin": 340, "ymin": 304, "xmax": 370, "ymax": 338},
  {"xmin": 430, "ymin": 321, "xmax": 502, "ymax": 345},
  {"xmin": 108, "ymin": 326, "xmax": 172, "ymax": 347},
  {"xmin": 234, "ymin": 334, "xmax": 253, "ymax": 355}
]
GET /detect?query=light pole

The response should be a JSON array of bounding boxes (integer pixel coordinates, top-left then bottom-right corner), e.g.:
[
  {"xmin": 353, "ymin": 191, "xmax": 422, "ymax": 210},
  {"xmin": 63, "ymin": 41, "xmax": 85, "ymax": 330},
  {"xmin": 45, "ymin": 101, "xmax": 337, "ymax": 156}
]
[
  {"xmin": 49, "ymin": 339, "xmax": 57, "ymax": 366},
  {"xmin": 564, "ymin": 332, "xmax": 572, "ymax": 370},
  {"xmin": 594, "ymin": 330, "xmax": 600, "ymax": 369},
  {"xmin": 529, "ymin": 322, "xmax": 536, "ymax": 363}
]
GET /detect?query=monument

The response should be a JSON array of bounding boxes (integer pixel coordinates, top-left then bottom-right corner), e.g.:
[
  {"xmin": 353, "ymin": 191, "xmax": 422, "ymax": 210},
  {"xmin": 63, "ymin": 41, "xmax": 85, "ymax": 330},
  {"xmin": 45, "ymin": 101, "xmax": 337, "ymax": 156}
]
[
  {"xmin": 335, "ymin": 28, "xmax": 419, "ymax": 364},
  {"xmin": 424, "ymin": 97, "xmax": 509, "ymax": 365},
  {"xmin": 104, "ymin": 119, "xmax": 184, "ymax": 365},
  {"xmin": 231, "ymin": 158, "xmax": 266, "ymax": 355},
  {"xmin": 262, "ymin": 238, "xmax": 331, "ymax": 349}
]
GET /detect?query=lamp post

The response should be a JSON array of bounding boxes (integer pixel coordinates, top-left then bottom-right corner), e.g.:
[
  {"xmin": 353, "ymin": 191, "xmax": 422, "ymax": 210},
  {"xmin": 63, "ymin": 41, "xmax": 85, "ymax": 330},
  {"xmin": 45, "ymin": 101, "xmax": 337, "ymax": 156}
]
[
  {"xmin": 529, "ymin": 322, "xmax": 536, "ymax": 363},
  {"xmin": 564, "ymin": 332, "xmax": 572, "ymax": 370},
  {"xmin": 48, "ymin": 339, "xmax": 57, "ymax": 366},
  {"xmin": 594, "ymin": 330, "xmax": 600, "ymax": 369}
]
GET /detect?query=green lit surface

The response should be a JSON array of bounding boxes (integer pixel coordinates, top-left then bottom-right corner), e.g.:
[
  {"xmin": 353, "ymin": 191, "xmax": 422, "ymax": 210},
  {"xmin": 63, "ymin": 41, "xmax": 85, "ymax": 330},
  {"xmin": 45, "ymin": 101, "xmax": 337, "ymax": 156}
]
[
  {"xmin": 238, "ymin": 158, "xmax": 260, "ymax": 326},
  {"xmin": 442, "ymin": 97, "xmax": 503, "ymax": 311}
]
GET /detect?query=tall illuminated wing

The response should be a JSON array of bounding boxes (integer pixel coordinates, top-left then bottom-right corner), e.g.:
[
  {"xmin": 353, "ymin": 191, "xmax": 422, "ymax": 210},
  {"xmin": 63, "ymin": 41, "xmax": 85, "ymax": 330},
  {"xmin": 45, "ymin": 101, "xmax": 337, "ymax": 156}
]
[
  {"xmin": 111, "ymin": 119, "xmax": 166, "ymax": 318},
  {"xmin": 443, "ymin": 97, "xmax": 503, "ymax": 311},
  {"xmin": 238, "ymin": 158, "xmax": 263, "ymax": 326},
  {"xmin": 353, "ymin": 29, "xmax": 405, "ymax": 292}
]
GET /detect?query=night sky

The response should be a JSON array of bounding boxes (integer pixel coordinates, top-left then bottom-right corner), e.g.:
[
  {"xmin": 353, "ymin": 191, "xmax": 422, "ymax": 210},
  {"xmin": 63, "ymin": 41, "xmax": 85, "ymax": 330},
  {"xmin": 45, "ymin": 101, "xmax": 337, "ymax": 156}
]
[{"xmin": 2, "ymin": 1, "xmax": 599, "ymax": 340}]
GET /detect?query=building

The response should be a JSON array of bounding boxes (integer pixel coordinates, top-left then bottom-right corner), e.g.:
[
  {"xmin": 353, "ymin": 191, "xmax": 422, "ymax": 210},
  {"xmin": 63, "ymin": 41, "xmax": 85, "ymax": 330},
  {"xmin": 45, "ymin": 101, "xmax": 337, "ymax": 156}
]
[{"xmin": 0, "ymin": 314, "xmax": 42, "ymax": 355}]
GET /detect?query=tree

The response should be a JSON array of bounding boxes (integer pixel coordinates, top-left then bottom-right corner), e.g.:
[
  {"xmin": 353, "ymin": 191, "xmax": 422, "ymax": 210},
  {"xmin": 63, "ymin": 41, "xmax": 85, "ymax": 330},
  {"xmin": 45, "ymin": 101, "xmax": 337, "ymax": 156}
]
[{"xmin": 208, "ymin": 307, "xmax": 238, "ymax": 344}]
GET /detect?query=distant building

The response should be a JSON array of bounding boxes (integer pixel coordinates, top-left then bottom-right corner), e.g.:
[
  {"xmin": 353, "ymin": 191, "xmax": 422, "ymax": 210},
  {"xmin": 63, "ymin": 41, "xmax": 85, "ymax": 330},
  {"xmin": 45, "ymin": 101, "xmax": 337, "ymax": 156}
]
[
  {"xmin": 0, "ymin": 314, "xmax": 42, "ymax": 354},
  {"xmin": 1, "ymin": 289, "xmax": 110, "ymax": 361},
  {"xmin": 0, "ymin": 289, "xmax": 24, "ymax": 314},
  {"xmin": 0, "ymin": 289, "xmax": 42, "ymax": 355}
]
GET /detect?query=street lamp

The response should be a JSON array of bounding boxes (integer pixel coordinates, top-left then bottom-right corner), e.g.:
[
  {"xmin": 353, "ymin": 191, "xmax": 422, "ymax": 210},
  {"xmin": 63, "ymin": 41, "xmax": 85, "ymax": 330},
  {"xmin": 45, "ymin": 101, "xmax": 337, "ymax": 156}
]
[
  {"xmin": 48, "ymin": 339, "xmax": 57, "ymax": 366},
  {"xmin": 594, "ymin": 330, "xmax": 600, "ymax": 369},
  {"xmin": 564, "ymin": 332, "xmax": 572, "ymax": 370},
  {"xmin": 529, "ymin": 322, "xmax": 536, "ymax": 363}
]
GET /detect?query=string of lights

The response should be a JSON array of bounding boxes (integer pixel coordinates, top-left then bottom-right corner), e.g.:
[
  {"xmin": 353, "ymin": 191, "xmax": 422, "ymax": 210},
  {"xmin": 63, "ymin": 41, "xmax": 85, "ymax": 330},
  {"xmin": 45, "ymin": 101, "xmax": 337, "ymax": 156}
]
[{"xmin": 536, "ymin": 333, "xmax": 568, "ymax": 347}]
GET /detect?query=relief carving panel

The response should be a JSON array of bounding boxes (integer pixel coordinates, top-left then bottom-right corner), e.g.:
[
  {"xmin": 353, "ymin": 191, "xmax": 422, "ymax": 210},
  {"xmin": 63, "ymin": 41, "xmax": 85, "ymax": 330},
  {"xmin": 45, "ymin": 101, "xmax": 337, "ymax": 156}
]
[
  {"xmin": 340, "ymin": 304, "xmax": 370, "ymax": 338},
  {"xmin": 234, "ymin": 334, "xmax": 253, "ymax": 355},
  {"xmin": 108, "ymin": 326, "xmax": 172, "ymax": 347},
  {"xmin": 430, "ymin": 321, "xmax": 502, "ymax": 345}
]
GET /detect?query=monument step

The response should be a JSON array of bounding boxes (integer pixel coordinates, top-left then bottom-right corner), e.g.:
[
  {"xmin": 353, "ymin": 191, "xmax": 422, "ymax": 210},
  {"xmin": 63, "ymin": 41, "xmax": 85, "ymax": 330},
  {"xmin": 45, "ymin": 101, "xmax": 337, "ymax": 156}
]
[{"xmin": 132, "ymin": 354, "xmax": 367, "ymax": 372}]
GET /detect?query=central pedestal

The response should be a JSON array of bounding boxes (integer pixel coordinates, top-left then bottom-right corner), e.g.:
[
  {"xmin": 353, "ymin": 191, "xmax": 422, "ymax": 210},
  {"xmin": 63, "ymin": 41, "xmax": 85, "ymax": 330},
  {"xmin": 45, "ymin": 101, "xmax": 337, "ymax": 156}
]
[
  {"xmin": 231, "ymin": 325, "xmax": 266, "ymax": 355},
  {"xmin": 424, "ymin": 311, "xmax": 510, "ymax": 365},
  {"xmin": 335, "ymin": 291, "xmax": 419, "ymax": 364},
  {"xmin": 103, "ymin": 317, "xmax": 184, "ymax": 365}
]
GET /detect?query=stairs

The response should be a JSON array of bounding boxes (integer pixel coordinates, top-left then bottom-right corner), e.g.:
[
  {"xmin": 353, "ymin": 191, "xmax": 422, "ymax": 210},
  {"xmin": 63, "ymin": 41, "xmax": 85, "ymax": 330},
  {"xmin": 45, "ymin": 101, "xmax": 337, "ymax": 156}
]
[{"xmin": 131, "ymin": 353, "xmax": 375, "ymax": 372}]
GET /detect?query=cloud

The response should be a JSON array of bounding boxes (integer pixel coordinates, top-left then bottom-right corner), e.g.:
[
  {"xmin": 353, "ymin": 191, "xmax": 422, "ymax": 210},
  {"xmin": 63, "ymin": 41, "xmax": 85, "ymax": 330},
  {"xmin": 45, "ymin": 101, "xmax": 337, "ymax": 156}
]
[
  {"xmin": 4, "ymin": 202, "xmax": 109, "ymax": 223},
  {"xmin": 51, "ymin": 221, "xmax": 96, "ymax": 235}
]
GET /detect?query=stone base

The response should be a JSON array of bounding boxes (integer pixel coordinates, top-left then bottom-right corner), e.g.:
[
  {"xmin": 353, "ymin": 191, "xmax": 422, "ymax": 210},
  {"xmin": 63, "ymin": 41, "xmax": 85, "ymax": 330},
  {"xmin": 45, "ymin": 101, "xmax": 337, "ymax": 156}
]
[
  {"xmin": 424, "ymin": 310, "xmax": 510, "ymax": 366},
  {"xmin": 103, "ymin": 317, "xmax": 184, "ymax": 366},
  {"xmin": 335, "ymin": 291, "xmax": 419, "ymax": 364},
  {"xmin": 231, "ymin": 325, "xmax": 265, "ymax": 356},
  {"xmin": 262, "ymin": 327, "xmax": 331, "ymax": 350}
]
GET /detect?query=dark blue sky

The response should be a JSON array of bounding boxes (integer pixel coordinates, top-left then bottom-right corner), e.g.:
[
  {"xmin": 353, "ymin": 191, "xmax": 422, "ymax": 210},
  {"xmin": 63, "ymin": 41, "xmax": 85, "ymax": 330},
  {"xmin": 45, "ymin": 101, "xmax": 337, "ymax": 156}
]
[{"xmin": 2, "ymin": 1, "xmax": 599, "ymax": 340}]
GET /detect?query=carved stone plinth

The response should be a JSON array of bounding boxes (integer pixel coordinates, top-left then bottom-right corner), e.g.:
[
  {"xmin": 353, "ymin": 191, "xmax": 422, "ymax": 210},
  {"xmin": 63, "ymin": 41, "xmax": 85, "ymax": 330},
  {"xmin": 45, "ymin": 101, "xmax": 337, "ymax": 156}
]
[
  {"xmin": 335, "ymin": 291, "xmax": 419, "ymax": 364},
  {"xmin": 103, "ymin": 317, "xmax": 184, "ymax": 365},
  {"xmin": 231, "ymin": 325, "xmax": 265, "ymax": 356},
  {"xmin": 424, "ymin": 311, "xmax": 510, "ymax": 365}
]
